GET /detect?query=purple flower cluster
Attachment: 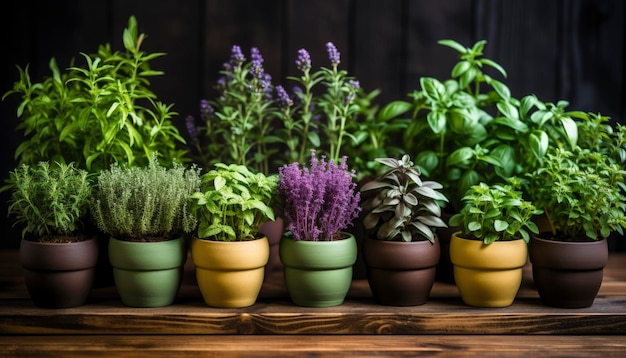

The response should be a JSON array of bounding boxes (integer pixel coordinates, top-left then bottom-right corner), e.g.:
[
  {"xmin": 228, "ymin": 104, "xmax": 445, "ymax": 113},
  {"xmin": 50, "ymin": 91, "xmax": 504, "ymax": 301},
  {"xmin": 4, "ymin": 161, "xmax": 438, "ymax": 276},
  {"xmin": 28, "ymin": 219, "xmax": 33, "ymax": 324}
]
[
  {"xmin": 296, "ymin": 49, "xmax": 311, "ymax": 72},
  {"xmin": 326, "ymin": 42, "xmax": 341, "ymax": 66},
  {"xmin": 185, "ymin": 115, "xmax": 199, "ymax": 145},
  {"xmin": 200, "ymin": 99, "xmax": 214, "ymax": 121},
  {"xmin": 275, "ymin": 85, "xmax": 293, "ymax": 110},
  {"xmin": 230, "ymin": 45, "xmax": 245, "ymax": 67},
  {"xmin": 278, "ymin": 151, "xmax": 361, "ymax": 241}
]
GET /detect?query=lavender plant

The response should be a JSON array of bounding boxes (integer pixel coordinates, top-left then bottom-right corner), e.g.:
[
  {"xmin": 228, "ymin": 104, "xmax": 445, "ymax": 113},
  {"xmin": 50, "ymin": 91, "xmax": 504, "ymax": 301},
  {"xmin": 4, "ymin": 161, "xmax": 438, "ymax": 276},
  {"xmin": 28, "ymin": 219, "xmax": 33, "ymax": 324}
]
[
  {"xmin": 275, "ymin": 43, "xmax": 365, "ymax": 164},
  {"xmin": 186, "ymin": 45, "xmax": 276, "ymax": 174},
  {"xmin": 277, "ymin": 150, "xmax": 361, "ymax": 241}
]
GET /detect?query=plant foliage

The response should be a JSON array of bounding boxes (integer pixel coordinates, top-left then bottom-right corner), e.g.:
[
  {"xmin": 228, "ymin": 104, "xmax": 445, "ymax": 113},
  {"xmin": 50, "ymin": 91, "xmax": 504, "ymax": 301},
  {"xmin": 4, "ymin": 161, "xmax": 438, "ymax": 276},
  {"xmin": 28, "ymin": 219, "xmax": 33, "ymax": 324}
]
[
  {"xmin": 5, "ymin": 162, "xmax": 92, "ymax": 240},
  {"xmin": 91, "ymin": 155, "xmax": 200, "ymax": 241},
  {"xmin": 191, "ymin": 163, "xmax": 277, "ymax": 241},
  {"xmin": 449, "ymin": 179, "xmax": 542, "ymax": 244},
  {"xmin": 3, "ymin": 16, "xmax": 188, "ymax": 172},
  {"xmin": 360, "ymin": 155, "xmax": 448, "ymax": 243}
]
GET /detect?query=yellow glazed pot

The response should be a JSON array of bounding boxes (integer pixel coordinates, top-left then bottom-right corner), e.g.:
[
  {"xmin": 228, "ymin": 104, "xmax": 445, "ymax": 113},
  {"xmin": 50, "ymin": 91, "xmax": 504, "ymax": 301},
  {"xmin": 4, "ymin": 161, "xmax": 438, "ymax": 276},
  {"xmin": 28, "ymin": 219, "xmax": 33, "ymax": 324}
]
[
  {"xmin": 450, "ymin": 232, "xmax": 527, "ymax": 307},
  {"xmin": 191, "ymin": 236, "xmax": 269, "ymax": 308}
]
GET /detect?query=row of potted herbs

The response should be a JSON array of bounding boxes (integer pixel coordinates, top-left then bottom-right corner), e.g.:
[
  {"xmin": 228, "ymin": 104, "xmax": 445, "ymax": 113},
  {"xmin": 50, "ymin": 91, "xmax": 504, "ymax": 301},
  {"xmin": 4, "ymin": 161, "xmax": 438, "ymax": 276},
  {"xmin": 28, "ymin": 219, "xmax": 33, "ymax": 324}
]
[{"xmin": 3, "ymin": 17, "xmax": 626, "ymax": 310}]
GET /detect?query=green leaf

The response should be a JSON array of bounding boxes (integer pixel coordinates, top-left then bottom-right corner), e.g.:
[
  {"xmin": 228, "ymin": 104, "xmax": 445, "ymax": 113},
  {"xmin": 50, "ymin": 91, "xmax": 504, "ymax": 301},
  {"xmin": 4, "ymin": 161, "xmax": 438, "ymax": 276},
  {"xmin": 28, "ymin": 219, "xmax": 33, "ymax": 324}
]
[
  {"xmin": 529, "ymin": 131, "xmax": 549, "ymax": 160},
  {"xmin": 494, "ymin": 220, "xmax": 509, "ymax": 232},
  {"xmin": 447, "ymin": 147, "xmax": 473, "ymax": 167},
  {"xmin": 438, "ymin": 39, "xmax": 467, "ymax": 54},
  {"xmin": 560, "ymin": 116, "xmax": 578, "ymax": 149},
  {"xmin": 427, "ymin": 110, "xmax": 446, "ymax": 134},
  {"xmin": 452, "ymin": 61, "xmax": 471, "ymax": 78},
  {"xmin": 468, "ymin": 221, "xmax": 481, "ymax": 231},
  {"xmin": 420, "ymin": 77, "xmax": 446, "ymax": 103},
  {"xmin": 307, "ymin": 131, "xmax": 321, "ymax": 147},
  {"xmin": 214, "ymin": 175, "xmax": 226, "ymax": 191},
  {"xmin": 378, "ymin": 100, "xmax": 412, "ymax": 121}
]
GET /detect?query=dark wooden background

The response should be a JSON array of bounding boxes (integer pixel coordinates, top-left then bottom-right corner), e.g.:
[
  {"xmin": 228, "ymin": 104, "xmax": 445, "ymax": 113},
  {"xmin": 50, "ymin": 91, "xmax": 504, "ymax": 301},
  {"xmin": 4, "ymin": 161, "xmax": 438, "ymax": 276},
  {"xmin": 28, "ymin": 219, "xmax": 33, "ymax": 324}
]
[{"xmin": 1, "ymin": 0, "xmax": 624, "ymax": 249}]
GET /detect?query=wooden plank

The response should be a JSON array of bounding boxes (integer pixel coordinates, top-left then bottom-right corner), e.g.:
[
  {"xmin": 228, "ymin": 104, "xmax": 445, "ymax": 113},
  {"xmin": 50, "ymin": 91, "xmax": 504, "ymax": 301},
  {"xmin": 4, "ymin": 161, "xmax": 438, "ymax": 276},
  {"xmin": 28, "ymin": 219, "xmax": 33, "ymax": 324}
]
[
  {"xmin": 1, "ymin": 295, "xmax": 625, "ymax": 335},
  {"xmin": 2, "ymin": 335, "xmax": 626, "ymax": 358}
]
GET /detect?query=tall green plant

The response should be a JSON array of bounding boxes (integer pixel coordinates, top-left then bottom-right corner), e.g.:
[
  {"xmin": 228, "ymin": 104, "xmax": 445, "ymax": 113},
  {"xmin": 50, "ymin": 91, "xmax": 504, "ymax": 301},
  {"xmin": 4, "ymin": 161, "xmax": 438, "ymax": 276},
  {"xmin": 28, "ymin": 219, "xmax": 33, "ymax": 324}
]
[{"xmin": 3, "ymin": 16, "xmax": 188, "ymax": 172}]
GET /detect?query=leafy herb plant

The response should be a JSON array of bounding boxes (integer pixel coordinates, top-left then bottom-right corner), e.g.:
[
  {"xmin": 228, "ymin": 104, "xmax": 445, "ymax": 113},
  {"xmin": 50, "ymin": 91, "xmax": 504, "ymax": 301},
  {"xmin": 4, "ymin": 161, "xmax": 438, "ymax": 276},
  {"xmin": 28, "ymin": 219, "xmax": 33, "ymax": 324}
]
[
  {"xmin": 360, "ymin": 155, "xmax": 448, "ymax": 243},
  {"xmin": 5, "ymin": 162, "xmax": 92, "ymax": 241},
  {"xmin": 191, "ymin": 163, "xmax": 277, "ymax": 241},
  {"xmin": 3, "ymin": 16, "xmax": 188, "ymax": 172},
  {"xmin": 402, "ymin": 39, "xmax": 518, "ymax": 209},
  {"xmin": 449, "ymin": 178, "xmax": 542, "ymax": 244},
  {"xmin": 526, "ymin": 147, "xmax": 626, "ymax": 241},
  {"xmin": 277, "ymin": 150, "xmax": 361, "ymax": 241},
  {"xmin": 91, "ymin": 156, "xmax": 200, "ymax": 241}
]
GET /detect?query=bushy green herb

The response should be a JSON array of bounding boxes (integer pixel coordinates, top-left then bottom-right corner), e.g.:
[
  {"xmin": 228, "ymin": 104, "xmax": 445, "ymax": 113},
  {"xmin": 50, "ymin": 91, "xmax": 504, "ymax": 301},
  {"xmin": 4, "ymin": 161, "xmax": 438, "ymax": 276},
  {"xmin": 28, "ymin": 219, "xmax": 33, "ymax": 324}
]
[
  {"xmin": 449, "ymin": 179, "xmax": 542, "ymax": 244},
  {"xmin": 191, "ymin": 163, "xmax": 277, "ymax": 241},
  {"xmin": 91, "ymin": 156, "xmax": 200, "ymax": 241},
  {"xmin": 527, "ymin": 147, "xmax": 626, "ymax": 241},
  {"xmin": 360, "ymin": 155, "xmax": 448, "ymax": 243},
  {"xmin": 3, "ymin": 16, "xmax": 188, "ymax": 172},
  {"xmin": 5, "ymin": 162, "xmax": 92, "ymax": 240},
  {"xmin": 403, "ymin": 39, "xmax": 516, "ymax": 209}
]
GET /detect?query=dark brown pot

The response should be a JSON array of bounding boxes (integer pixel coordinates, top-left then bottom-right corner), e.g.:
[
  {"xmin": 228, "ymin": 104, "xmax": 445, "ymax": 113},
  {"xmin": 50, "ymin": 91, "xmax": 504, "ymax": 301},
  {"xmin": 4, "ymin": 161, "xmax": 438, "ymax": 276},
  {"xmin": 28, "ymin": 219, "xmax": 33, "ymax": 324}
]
[
  {"xmin": 363, "ymin": 236, "xmax": 440, "ymax": 306},
  {"xmin": 529, "ymin": 237, "xmax": 608, "ymax": 308},
  {"xmin": 19, "ymin": 237, "xmax": 99, "ymax": 308}
]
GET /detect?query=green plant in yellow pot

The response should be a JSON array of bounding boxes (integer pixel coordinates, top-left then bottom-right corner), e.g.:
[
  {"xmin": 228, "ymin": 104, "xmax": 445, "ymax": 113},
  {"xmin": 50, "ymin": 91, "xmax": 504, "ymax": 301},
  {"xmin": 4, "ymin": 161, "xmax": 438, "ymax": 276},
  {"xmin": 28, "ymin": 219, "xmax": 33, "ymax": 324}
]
[
  {"xmin": 190, "ymin": 163, "xmax": 277, "ymax": 308},
  {"xmin": 449, "ymin": 178, "xmax": 542, "ymax": 307}
]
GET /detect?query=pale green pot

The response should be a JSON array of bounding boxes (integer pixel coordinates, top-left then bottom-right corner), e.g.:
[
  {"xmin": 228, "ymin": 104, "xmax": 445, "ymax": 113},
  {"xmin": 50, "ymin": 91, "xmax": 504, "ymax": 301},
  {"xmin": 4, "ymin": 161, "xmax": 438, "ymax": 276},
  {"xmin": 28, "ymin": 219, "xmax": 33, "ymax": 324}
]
[
  {"xmin": 279, "ymin": 233, "xmax": 357, "ymax": 307},
  {"xmin": 109, "ymin": 237, "xmax": 186, "ymax": 308}
]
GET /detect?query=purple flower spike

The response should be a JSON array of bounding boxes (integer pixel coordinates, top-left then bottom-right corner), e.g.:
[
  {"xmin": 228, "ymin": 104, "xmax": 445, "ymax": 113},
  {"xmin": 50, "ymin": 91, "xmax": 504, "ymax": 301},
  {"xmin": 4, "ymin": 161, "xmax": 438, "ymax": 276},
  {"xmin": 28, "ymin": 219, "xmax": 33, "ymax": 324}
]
[
  {"xmin": 326, "ymin": 42, "xmax": 341, "ymax": 66},
  {"xmin": 275, "ymin": 85, "xmax": 293, "ymax": 110},
  {"xmin": 200, "ymin": 99, "xmax": 214, "ymax": 121},
  {"xmin": 185, "ymin": 115, "xmax": 199, "ymax": 145},
  {"xmin": 250, "ymin": 47, "xmax": 265, "ymax": 78},
  {"xmin": 230, "ymin": 45, "xmax": 245, "ymax": 67},
  {"xmin": 278, "ymin": 150, "xmax": 361, "ymax": 241},
  {"xmin": 296, "ymin": 49, "xmax": 311, "ymax": 72}
]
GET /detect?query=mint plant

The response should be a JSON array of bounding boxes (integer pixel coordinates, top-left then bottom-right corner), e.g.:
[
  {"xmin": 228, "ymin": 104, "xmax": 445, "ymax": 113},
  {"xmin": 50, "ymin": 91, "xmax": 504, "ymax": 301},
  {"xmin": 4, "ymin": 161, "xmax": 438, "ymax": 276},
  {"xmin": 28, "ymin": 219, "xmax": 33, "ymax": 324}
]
[
  {"xmin": 360, "ymin": 155, "xmax": 448, "ymax": 243},
  {"xmin": 449, "ymin": 178, "xmax": 542, "ymax": 244},
  {"xmin": 277, "ymin": 150, "xmax": 361, "ymax": 241},
  {"xmin": 191, "ymin": 163, "xmax": 277, "ymax": 241},
  {"xmin": 91, "ymin": 155, "xmax": 200, "ymax": 241},
  {"xmin": 3, "ymin": 16, "xmax": 188, "ymax": 172},
  {"xmin": 5, "ymin": 162, "xmax": 92, "ymax": 241}
]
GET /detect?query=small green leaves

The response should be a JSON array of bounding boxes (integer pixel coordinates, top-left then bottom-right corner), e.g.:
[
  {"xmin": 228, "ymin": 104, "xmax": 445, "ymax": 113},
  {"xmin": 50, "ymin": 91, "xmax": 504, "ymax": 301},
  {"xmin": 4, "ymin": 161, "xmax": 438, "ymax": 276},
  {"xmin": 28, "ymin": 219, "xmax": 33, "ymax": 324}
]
[{"xmin": 450, "ymin": 180, "xmax": 542, "ymax": 244}]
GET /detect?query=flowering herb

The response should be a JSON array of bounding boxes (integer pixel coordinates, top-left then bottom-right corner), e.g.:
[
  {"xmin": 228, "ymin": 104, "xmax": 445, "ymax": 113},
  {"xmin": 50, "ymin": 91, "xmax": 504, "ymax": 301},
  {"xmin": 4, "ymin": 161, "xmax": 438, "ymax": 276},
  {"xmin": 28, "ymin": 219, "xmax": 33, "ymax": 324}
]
[
  {"xmin": 188, "ymin": 46, "xmax": 277, "ymax": 174},
  {"xmin": 277, "ymin": 150, "xmax": 361, "ymax": 241}
]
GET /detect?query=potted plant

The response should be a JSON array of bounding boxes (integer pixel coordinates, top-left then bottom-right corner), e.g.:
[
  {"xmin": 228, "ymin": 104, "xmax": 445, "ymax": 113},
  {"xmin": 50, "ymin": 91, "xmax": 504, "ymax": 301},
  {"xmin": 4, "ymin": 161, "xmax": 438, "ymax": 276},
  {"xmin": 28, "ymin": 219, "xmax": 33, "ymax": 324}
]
[
  {"xmin": 4, "ymin": 162, "xmax": 97, "ymax": 308},
  {"xmin": 448, "ymin": 179, "xmax": 542, "ymax": 307},
  {"xmin": 90, "ymin": 156, "xmax": 200, "ymax": 307},
  {"xmin": 526, "ymin": 147, "xmax": 626, "ymax": 308},
  {"xmin": 277, "ymin": 150, "xmax": 361, "ymax": 307},
  {"xmin": 190, "ymin": 163, "xmax": 277, "ymax": 308},
  {"xmin": 360, "ymin": 154, "xmax": 448, "ymax": 306}
]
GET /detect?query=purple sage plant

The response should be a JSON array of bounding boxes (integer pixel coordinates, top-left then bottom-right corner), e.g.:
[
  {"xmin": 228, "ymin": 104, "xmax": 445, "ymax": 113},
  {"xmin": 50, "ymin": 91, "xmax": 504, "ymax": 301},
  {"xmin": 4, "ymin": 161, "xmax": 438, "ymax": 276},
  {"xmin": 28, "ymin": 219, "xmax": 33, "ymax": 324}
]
[{"xmin": 278, "ymin": 150, "xmax": 361, "ymax": 241}]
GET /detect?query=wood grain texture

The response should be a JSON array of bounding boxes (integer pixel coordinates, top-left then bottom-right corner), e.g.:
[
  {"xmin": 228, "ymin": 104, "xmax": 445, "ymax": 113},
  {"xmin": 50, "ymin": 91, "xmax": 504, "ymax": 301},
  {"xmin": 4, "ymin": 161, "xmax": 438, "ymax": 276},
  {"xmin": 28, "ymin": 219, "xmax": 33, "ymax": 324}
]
[{"xmin": 1, "ymin": 335, "xmax": 625, "ymax": 358}]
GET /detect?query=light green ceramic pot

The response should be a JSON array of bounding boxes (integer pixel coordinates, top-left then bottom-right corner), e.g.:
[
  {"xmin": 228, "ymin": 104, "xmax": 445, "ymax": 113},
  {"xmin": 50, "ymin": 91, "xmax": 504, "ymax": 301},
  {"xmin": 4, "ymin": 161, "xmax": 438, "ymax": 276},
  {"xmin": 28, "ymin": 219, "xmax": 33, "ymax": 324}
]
[
  {"xmin": 279, "ymin": 233, "xmax": 357, "ymax": 307},
  {"xmin": 109, "ymin": 237, "xmax": 186, "ymax": 307}
]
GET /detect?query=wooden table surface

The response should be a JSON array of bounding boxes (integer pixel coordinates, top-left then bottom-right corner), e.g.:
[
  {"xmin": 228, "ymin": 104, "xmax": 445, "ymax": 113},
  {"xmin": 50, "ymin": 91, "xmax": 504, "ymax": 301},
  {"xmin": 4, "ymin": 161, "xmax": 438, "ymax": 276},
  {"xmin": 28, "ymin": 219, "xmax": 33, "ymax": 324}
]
[{"xmin": 1, "ymin": 250, "xmax": 625, "ymax": 357}]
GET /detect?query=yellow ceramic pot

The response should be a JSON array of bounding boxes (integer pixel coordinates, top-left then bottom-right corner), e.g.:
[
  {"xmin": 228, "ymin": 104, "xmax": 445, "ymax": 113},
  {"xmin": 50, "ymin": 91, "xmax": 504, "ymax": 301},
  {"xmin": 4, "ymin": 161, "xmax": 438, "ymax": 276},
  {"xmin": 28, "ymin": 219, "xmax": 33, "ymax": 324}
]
[
  {"xmin": 191, "ymin": 236, "xmax": 269, "ymax": 308},
  {"xmin": 450, "ymin": 232, "xmax": 527, "ymax": 307}
]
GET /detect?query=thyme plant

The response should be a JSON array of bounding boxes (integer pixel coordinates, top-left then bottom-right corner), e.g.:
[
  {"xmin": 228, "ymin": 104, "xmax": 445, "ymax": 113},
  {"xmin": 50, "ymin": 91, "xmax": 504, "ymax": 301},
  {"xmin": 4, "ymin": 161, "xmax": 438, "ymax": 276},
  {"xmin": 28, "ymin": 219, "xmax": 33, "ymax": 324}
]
[
  {"xmin": 5, "ymin": 162, "xmax": 92, "ymax": 241},
  {"xmin": 91, "ymin": 156, "xmax": 200, "ymax": 241}
]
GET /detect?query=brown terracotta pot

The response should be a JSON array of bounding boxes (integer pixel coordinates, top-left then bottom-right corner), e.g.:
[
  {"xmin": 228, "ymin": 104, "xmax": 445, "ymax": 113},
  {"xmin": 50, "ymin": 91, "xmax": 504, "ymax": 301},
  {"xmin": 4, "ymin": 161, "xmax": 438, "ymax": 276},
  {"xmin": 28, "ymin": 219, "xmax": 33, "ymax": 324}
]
[
  {"xmin": 363, "ymin": 236, "xmax": 440, "ymax": 306},
  {"xmin": 19, "ymin": 237, "xmax": 99, "ymax": 308},
  {"xmin": 529, "ymin": 237, "xmax": 608, "ymax": 308}
]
